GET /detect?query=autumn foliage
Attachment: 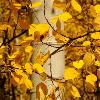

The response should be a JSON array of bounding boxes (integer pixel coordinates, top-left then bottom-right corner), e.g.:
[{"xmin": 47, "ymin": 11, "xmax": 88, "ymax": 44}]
[{"xmin": 0, "ymin": 0, "xmax": 100, "ymax": 100}]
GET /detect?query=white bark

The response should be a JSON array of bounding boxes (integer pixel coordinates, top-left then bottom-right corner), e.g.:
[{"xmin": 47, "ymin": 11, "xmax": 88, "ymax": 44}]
[{"xmin": 31, "ymin": 0, "xmax": 65, "ymax": 100}]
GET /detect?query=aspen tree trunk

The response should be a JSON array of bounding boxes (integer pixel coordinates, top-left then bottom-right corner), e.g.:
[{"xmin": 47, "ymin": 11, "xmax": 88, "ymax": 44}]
[{"xmin": 31, "ymin": 0, "xmax": 65, "ymax": 100}]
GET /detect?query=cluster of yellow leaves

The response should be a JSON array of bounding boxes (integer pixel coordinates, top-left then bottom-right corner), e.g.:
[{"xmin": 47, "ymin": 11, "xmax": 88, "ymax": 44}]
[
  {"xmin": 13, "ymin": 2, "xmax": 42, "ymax": 9},
  {"xmin": 73, "ymin": 60, "xmax": 84, "ymax": 69},
  {"xmin": 0, "ymin": 24, "xmax": 12, "ymax": 30},
  {"xmin": 64, "ymin": 68, "xmax": 79, "ymax": 80}
]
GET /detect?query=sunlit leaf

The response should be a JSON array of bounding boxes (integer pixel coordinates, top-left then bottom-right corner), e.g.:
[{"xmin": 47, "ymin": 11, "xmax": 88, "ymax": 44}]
[
  {"xmin": 53, "ymin": 0, "xmax": 66, "ymax": 9},
  {"xmin": 29, "ymin": 24, "xmax": 49, "ymax": 36},
  {"xmin": 71, "ymin": 0, "xmax": 82, "ymax": 13},
  {"xmin": 33, "ymin": 63, "xmax": 45, "ymax": 74},
  {"xmin": 59, "ymin": 12, "xmax": 72, "ymax": 22},
  {"xmin": 24, "ymin": 77, "xmax": 33, "ymax": 89},
  {"xmin": 86, "ymin": 74, "xmax": 97, "ymax": 86},
  {"xmin": 73, "ymin": 60, "xmax": 84, "ymax": 69},
  {"xmin": 13, "ymin": 3, "xmax": 21, "ymax": 9},
  {"xmin": 82, "ymin": 41, "xmax": 91, "ymax": 46},
  {"xmin": 51, "ymin": 12, "xmax": 72, "ymax": 24},
  {"xmin": 64, "ymin": 68, "xmax": 79, "ymax": 80},
  {"xmin": 95, "ymin": 60, "xmax": 100, "ymax": 66},
  {"xmin": 71, "ymin": 86, "xmax": 81, "ymax": 97},
  {"xmin": 83, "ymin": 52, "xmax": 95, "ymax": 66},
  {"xmin": 0, "ymin": 55, "xmax": 3, "ymax": 59},
  {"xmin": 94, "ymin": 5, "xmax": 100, "ymax": 13},
  {"xmin": 25, "ymin": 46, "xmax": 33, "ymax": 53},
  {"xmin": 91, "ymin": 32, "xmax": 100, "ymax": 39},
  {"xmin": 25, "ymin": 63, "xmax": 32, "ymax": 74},
  {"xmin": 54, "ymin": 34, "xmax": 69, "ymax": 43},
  {"xmin": 41, "ymin": 51, "xmax": 50, "ymax": 65},
  {"xmin": 29, "ymin": 2, "xmax": 42, "ymax": 9},
  {"xmin": 0, "ymin": 24, "xmax": 12, "ymax": 30},
  {"xmin": 36, "ymin": 82, "xmax": 47, "ymax": 100}
]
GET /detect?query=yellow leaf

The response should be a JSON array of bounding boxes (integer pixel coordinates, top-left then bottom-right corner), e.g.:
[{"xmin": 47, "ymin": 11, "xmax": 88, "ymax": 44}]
[
  {"xmin": 25, "ymin": 63, "xmax": 32, "ymax": 74},
  {"xmin": 83, "ymin": 52, "xmax": 95, "ymax": 67},
  {"xmin": 9, "ymin": 51, "xmax": 20, "ymax": 59},
  {"xmin": 29, "ymin": 24, "xmax": 36, "ymax": 35},
  {"xmin": 73, "ymin": 60, "xmax": 84, "ymax": 69},
  {"xmin": 29, "ymin": 24, "xmax": 49, "ymax": 35},
  {"xmin": 95, "ymin": 60, "xmax": 100, "ymax": 66},
  {"xmin": 71, "ymin": 0, "xmax": 82, "ymax": 13},
  {"xmin": 51, "ymin": 16, "xmax": 59, "ymax": 24},
  {"xmin": 29, "ymin": 2, "xmax": 42, "ymax": 8},
  {"xmin": 64, "ymin": 68, "xmax": 79, "ymax": 80},
  {"xmin": 54, "ymin": 34, "xmax": 69, "ymax": 43},
  {"xmin": 13, "ymin": 3, "xmax": 21, "ymax": 9},
  {"xmin": 12, "ymin": 74, "xmax": 20, "ymax": 84},
  {"xmin": 59, "ymin": 12, "xmax": 72, "ymax": 22},
  {"xmin": 53, "ymin": 0, "xmax": 66, "ymax": 9},
  {"xmin": 0, "ymin": 55, "xmax": 3, "ymax": 59},
  {"xmin": 94, "ymin": 5, "xmax": 100, "ymax": 13},
  {"xmin": 71, "ymin": 86, "xmax": 81, "ymax": 97},
  {"xmin": 0, "ymin": 24, "xmax": 12, "ymax": 30},
  {"xmin": 82, "ymin": 41, "xmax": 91, "ymax": 46},
  {"xmin": 91, "ymin": 32, "xmax": 100, "ymax": 39},
  {"xmin": 86, "ymin": 74, "xmax": 97, "ymax": 86},
  {"xmin": 24, "ymin": 78, "xmax": 33, "ymax": 89},
  {"xmin": 33, "ymin": 63, "xmax": 45, "ymax": 74},
  {"xmin": 25, "ymin": 46, "xmax": 33, "ymax": 53},
  {"xmin": 51, "ymin": 12, "xmax": 72, "ymax": 24},
  {"xmin": 15, "ymin": 69, "xmax": 23, "ymax": 76},
  {"xmin": 41, "ymin": 51, "xmax": 50, "ymax": 65}
]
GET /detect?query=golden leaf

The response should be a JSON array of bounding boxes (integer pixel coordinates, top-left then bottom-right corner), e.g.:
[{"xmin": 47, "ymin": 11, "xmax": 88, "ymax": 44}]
[
  {"xmin": 71, "ymin": 0, "xmax": 82, "ymax": 13},
  {"xmin": 54, "ymin": 34, "xmax": 69, "ymax": 43},
  {"xmin": 82, "ymin": 41, "xmax": 91, "ymax": 46},
  {"xmin": 24, "ymin": 77, "xmax": 33, "ymax": 89},
  {"xmin": 91, "ymin": 32, "xmax": 100, "ymax": 39},
  {"xmin": 86, "ymin": 74, "xmax": 97, "ymax": 86},
  {"xmin": 95, "ymin": 60, "xmax": 100, "ymax": 66},
  {"xmin": 41, "ymin": 51, "xmax": 50, "ymax": 65},
  {"xmin": 53, "ymin": 0, "xmax": 66, "ymax": 9},
  {"xmin": 29, "ymin": 2, "xmax": 42, "ymax": 9},
  {"xmin": 83, "ymin": 52, "xmax": 95, "ymax": 67},
  {"xmin": 71, "ymin": 86, "xmax": 81, "ymax": 97},
  {"xmin": 73, "ymin": 60, "xmax": 84, "ymax": 69},
  {"xmin": 94, "ymin": 5, "xmax": 100, "ymax": 13},
  {"xmin": 25, "ymin": 46, "xmax": 33, "ymax": 53},
  {"xmin": 0, "ymin": 55, "xmax": 3, "ymax": 59},
  {"xmin": 59, "ymin": 12, "xmax": 72, "ymax": 22},
  {"xmin": 25, "ymin": 63, "xmax": 32, "ymax": 74},
  {"xmin": 64, "ymin": 68, "xmax": 79, "ymax": 80},
  {"xmin": 0, "ymin": 24, "xmax": 12, "ymax": 30},
  {"xmin": 29, "ymin": 24, "xmax": 49, "ymax": 41},
  {"xmin": 36, "ymin": 82, "xmax": 48, "ymax": 100},
  {"xmin": 13, "ymin": 3, "xmax": 21, "ymax": 9},
  {"xmin": 51, "ymin": 12, "xmax": 72, "ymax": 24},
  {"xmin": 33, "ymin": 63, "xmax": 45, "ymax": 74}
]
